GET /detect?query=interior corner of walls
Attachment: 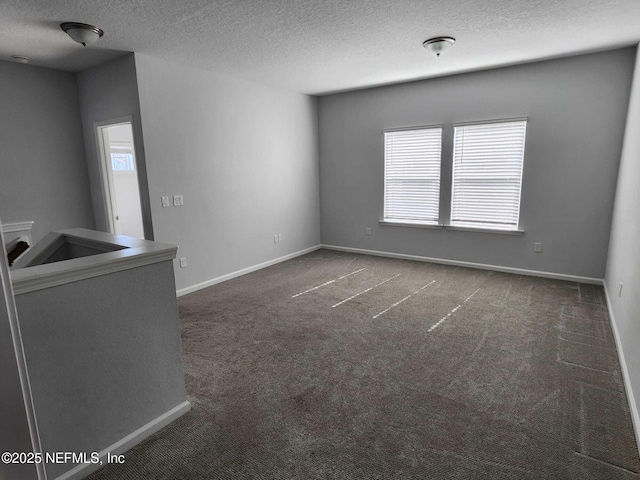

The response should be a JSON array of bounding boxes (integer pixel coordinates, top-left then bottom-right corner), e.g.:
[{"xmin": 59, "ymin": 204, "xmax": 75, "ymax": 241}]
[
  {"xmin": 131, "ymin": 53, "xmax": 144, "ymax": 89},
  {"xmin": 603, "ymin": 282, "xmax": 640, "ymax": 456},
  {"xmin": 0, "ymin": 63, "xmax": 95, "ymax": 245}
]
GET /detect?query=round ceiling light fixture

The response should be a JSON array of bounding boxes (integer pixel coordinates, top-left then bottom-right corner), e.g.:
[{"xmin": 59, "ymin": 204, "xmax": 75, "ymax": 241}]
[
  {"xmin": 11, "ymin": 55, "xmax": 30, "ymax": 64},
  {"xmin": 60, "ymin": 22, "xmax": 104, "ymax": 47},
  {"xmin": 422, "ymin": 36, "xmax": 456, "ymax": 57}
]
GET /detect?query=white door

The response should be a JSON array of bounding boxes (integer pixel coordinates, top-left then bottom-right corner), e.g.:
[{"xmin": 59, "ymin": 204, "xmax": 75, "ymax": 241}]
[{"xmin": 98, "ymin": 123, "xmax": 145, "ymax": 238}]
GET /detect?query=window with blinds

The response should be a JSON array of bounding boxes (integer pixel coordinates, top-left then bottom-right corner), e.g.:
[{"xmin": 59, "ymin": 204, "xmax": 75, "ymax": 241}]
[
  {"xmin": 450, "ymin": 120, "xmax": 527, "ymax": 230},
  {"xmin": 383, "ymin": 127, "xmax": 442, "ymax": 224}
]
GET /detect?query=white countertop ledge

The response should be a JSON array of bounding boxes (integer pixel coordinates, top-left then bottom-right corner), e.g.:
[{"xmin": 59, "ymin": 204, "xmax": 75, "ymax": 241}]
[{"xmin": 10, "ymin": 228, "xmax": 177, "ymax": 295}]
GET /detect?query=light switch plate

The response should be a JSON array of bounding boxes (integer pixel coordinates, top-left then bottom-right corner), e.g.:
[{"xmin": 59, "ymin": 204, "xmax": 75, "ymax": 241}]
[
  {"xmin": 161, "ymin": 196, "xmax": 170, "ymax": 207},
  {"xmin": 173, "ymin": 195, "xmax": 184, "ymax": 206}
]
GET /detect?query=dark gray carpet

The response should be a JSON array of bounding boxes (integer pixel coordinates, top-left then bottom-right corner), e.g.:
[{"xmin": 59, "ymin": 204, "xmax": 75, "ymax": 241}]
[{"xmin": 88, "ymin": 249, "xmax": 639, "ymax": 479}]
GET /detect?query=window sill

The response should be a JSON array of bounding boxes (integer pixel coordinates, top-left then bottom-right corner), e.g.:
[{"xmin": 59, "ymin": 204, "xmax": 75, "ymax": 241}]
[
  {"xmin": 379, "ymin": 220, "xmax": 524, "ymax": 235},
  {"xmin": 445, "ymin": 225, "xmax": 524, "ymax": 235},
  {"xmin": 379, "ymin": 220, "xmax": 444, "ymax": 230}
]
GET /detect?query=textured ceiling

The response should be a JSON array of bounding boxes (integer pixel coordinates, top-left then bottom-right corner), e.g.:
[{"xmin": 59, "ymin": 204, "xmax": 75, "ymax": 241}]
[{"xmin": 1, "ymin": 0, "xmax": 640, "ymax": 95}]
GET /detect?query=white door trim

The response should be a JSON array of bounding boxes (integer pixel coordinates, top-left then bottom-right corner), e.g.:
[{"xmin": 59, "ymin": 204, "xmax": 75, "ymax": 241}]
[{"xmin": 94, "ymin": 116, "xmax": 135, "ymax": 235}]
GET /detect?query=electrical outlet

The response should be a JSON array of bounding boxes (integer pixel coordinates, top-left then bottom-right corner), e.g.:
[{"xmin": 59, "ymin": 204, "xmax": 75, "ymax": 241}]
[
  {"xmin": 534, "ymin": 242, "xmax": 542, "ymax": 253},
  {"xmin": 619, "ymin": 283, "xmax": 623, "ymax": 297},
  {"xmin": 179, "ymin": 257, "xmax": 187, "ymax": 268},
  {"xmin": 173, "ymin": 195, "xmax": 184, "ymax": 206},
  {"xmin": 161, "ymin": 196, "xmax": 170, "ymax": 207},
  {"xmin": 366, "ymin": 227, "xmax": 371, "ymax": 236}
]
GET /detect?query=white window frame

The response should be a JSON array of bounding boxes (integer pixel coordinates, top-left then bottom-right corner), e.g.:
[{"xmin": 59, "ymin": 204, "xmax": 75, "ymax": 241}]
[
  {"xmin": 449, "ymin": 118, "xmax": 527, "ymax": 233},
  {"xmin": 382, "ymin": 125, "xmax": 443, "ymax": 226}
]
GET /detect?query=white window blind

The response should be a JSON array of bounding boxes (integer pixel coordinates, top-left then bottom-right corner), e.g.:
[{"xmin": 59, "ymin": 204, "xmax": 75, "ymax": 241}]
[
  {"xmin": 451, "ymin": 120, "xmax": 527, "ymax": 230},
  {"xmin": 384, "ymin": 127, "xmax": 442, "ymax": 224}
]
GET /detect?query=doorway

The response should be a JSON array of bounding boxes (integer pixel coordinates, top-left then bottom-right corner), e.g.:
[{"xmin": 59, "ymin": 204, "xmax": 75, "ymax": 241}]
[{"xmin": 97, "ymin": 122, "xmax": 145, "ymax": 239}]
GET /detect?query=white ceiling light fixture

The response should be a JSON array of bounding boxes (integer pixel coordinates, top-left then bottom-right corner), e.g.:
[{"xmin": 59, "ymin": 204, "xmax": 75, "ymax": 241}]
[
  {"xmin": 60, "ymin": 22, "xmax": 104, "ymax": 47},
  {"xmin": 11, "ymin": 55, "xmax": 29, "ymax": 64},
  {"xmin": 423, "ymin": 36, "xmax": 456, "ymax": 57}
]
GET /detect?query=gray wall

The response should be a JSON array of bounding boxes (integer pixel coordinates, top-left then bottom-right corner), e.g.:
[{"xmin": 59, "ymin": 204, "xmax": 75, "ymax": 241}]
[
  {"xmin": 0, "ymin": 222, "xmax": 38, "ymax": 480},
  {"xmin": 134, "ymin": 55, "xmax": 321, "ymax": 291},
  {"xmin": 0, "ymin": 61, "xmax": 95, "ymax": 243},
  {"xmin": 606, "ymin": 46, "xmax": 640, "ymax": 439},
  {"xmin": 15, "ymin": 260, "xmax": 186, "ymax": 479},
  {"xmin": 76, "ymin": 54, "xmax": 154, "ymax": 240},
  {"xmin": 318, "ymin": 48, "xmax": 635, "ymax": 279}
]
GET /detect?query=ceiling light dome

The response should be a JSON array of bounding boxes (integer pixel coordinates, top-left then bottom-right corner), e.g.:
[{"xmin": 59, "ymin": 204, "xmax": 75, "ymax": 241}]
[
  {"xmin": 423, "ymin": 36, "xmax": 456, "ymax": 57},
  {"xmin": 60, "ymin": 22, "xmax": 104, "ymax": 47},
  {"xmin": 11, "ymin": 55, "xmax": 30, "ymax": 64}
]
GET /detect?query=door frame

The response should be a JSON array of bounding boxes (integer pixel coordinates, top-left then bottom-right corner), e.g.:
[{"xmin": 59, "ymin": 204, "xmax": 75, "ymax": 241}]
[{"xmin": 94, "ymin": 116, "xmax": 138, "ymax": 236}]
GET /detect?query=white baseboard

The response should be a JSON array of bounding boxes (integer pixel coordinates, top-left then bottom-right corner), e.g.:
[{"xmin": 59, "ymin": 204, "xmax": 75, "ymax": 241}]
[
  {"xmin": 321, "ymin": 244, "xmax": 604, "ymax": 285},
  {"xmin": 603, "ymin": 282, "xmax": 640, "ymax": 456},
  {"xmin": 55, "ymin": 401, "xmax": 191, "ymax": 480},
  {"xmin": 176, "ymin": 245, "xmax": 322, "ymax": 297}
]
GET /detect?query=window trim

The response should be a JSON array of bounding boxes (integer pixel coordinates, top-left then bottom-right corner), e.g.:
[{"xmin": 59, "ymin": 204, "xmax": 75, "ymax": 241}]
[
  {"xmin": 449, "ymin": 118, "xmax": 528, "ymax": 233},
  {"xmin": 379, "ymin": 219, "xmax": 444, "ymax": 229},
  {"xmin": 382, "ymin": 124, "xmax": 444, "ymax": 226},
  {"xmin": 378, "ymin": 220, "xmax": 523, "ymax": 235},
  {"xmin": 452, "ymin": 116, "xmax": 528, "ymax": 127},
  {"xmin": 383, "ymin": 123, "xmax": 444, "ymax": 133},
  {"xmin": 444, "ymin": 225, "xmax": 524, "ymax": 235},
  {"xmin": 379, "ymin": 117, "xmax": 528, "ymax": 235}
]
